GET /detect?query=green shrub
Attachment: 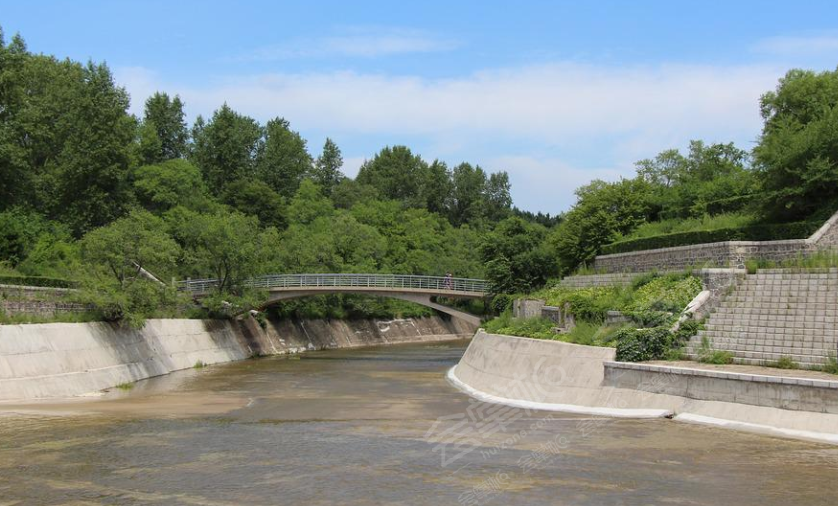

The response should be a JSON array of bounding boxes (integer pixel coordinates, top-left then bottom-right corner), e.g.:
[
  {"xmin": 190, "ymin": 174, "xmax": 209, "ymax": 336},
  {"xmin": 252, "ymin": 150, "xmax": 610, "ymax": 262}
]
[
  {"xmin": 615, "ymin": 327, "xmax": 673, "ymax": 362},
  {"xmin": 490, "ymin": 293, "xmax": 514, "ymax": 314},
  {"xmin": 483, "ymin": 311, "xmax": 557, "ymax": 340},
  {"xmin": 621, "ymin": 275, "xmax": 702, "ymax": 328},
  {"xmin": 601, "ymin": 221, "xmax": 822, "ymax": 255}
]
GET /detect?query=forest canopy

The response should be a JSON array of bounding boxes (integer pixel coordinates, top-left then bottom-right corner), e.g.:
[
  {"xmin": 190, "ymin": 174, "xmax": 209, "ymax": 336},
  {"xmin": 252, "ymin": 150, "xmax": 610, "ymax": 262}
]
[{"xmin": 1, "ymin": 26, "xmax": 836, "ymax": 323}]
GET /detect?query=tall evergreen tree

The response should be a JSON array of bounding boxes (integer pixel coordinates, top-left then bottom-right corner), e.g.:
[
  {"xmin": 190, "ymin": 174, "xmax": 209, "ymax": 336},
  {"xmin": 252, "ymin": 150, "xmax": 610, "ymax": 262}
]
[{"xmin": 312, "ymin": 138, "xmax": 344, "ymax": 195}]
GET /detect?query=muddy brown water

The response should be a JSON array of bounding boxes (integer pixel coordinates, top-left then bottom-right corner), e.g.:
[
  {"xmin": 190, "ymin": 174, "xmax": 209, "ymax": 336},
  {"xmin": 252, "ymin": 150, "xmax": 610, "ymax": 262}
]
[{"xmin": 0, "ymin": 340, "xmax": 835, "ymax": 505}]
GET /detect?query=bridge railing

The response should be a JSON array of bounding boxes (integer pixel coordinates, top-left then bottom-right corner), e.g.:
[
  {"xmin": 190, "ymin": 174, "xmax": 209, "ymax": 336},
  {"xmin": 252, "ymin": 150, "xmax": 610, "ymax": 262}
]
[{"xmin": 177, "ymin": 273, "xmax": 490, "ymax": 295}]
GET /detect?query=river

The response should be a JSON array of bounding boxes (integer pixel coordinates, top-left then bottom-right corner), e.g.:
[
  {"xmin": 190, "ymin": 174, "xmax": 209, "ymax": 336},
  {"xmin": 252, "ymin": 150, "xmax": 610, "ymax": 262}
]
[{"xmin": 0, "ymin": 340, "xmax": 835, "ymax": 505}]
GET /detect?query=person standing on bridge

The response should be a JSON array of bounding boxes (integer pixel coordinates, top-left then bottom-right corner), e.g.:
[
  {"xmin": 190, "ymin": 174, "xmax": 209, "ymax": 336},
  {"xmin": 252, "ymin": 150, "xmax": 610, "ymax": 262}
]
[{"xmin": 444, "ymin": 272, "xmax": 453, "ymax": 290}]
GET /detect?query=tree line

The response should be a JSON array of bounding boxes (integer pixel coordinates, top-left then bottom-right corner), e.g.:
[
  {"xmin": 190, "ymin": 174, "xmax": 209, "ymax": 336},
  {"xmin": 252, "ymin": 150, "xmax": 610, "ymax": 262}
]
[
  {"xmin": 2, "ymin": 26, "xmax": 836, "ymax": 323},
  {"xmin": 0, "ymin": 28, "xmax": 547, "ymax": 323}
]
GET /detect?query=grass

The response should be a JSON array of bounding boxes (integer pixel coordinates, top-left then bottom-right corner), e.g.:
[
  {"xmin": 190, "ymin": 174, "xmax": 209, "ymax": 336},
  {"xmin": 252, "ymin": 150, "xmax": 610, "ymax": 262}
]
[
  {"xmin": 698, "ymin": 350, "xmax": 734, "ymax": 365},
  {"xmin": 0, "ymin": 311, "xmax": 102, "ymax": 325},
  {"xmin": 768, "ymin": 356, "xmax": 799, "ymax": 370},
  {"xmin": 816, "ymin": 355, "xmax": 838, "ymax": 375},
  {"xmin": 115, "ymin": 382, "xmax": 134, "ymax": 391},
  {"xmin": 746, "ymin": 251, "xmax": 838, "ymax": 274},
  {"xmin": 696, "ymin": 336, "xmax": 734, "ymax": 364},
  {"xmin": 619, "ymin": 213, "xmax": 755, "ymax": 241},
  {"xmin": 193, "ymin": 360, "xmax": 207, "ymax": 369}
]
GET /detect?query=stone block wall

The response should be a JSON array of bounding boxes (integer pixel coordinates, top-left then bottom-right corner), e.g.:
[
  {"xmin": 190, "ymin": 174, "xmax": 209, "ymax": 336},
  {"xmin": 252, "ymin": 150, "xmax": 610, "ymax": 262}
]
[
  {"xmin": 593, "ymin": 240, "xmax": 809, "ymax": 273},
  {"xmin": 687, "ymin": 269, "xmax": 838, "ymax": 367},
  {"xmin": 592, "ymin": 210, "xmax": 838, "ymax": 274},
  {"xmin": 1, "ymin": 301, "xmax": 93, "ymax": 317},
  {"xmin": 558, "ymin": 272, "xmax": 636, "ymax": 288},
  {"xmin": 0, "ymin": 284, "xmax": 76, "ymax": 301}
]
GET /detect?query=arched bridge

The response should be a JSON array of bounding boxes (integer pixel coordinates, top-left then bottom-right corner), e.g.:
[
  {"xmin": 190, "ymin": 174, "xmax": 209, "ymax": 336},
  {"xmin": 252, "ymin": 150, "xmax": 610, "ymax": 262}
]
[{"xmin": 177, "ymin": 274, "xmax": 490, "ymax": 326}]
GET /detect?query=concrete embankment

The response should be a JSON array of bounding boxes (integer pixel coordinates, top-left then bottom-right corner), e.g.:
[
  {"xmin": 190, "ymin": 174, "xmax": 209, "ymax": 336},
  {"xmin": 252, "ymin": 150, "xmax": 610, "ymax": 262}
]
[
  {"xmin": 450, "ymin": 331, "xmax": 838, "ymax": 444},
  {"xmin": 0, "ymin": 315, "xmax": 474, "ymax": 401}
]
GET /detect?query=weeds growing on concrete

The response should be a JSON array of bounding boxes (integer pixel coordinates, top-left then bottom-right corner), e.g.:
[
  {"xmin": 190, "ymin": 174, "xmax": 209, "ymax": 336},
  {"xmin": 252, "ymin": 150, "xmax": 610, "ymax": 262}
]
[
  {"xmin": 769, "ymin": 356, "xmax": 799, "ymax": 370},
  {"xmin": 0, "ymin": 311, "xmax": 102, "ymax": 325},
  {"xmin": 819, "ymin": 355, "xmax": 838, "ymax": 375},
  {"xmin": 696, "ymin": 337, "xmax": 734, "ymax": 364},
  {"xmin": 115, "ymin": 382, "xmax": 134, "ymax": 391},
  {"xmin": 745, "ymin": 251, "xmax": 838, "ymax": 273},
  {"xmin": 193, "ymin": 360, "xmax": 207, "ymax": 369}
]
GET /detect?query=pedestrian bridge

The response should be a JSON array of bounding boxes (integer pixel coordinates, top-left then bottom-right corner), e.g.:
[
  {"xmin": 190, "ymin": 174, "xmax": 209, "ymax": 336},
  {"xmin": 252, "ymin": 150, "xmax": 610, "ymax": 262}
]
[{"xmin": 177, "ymin": 274, "xmax": 490, "ymax": 326}]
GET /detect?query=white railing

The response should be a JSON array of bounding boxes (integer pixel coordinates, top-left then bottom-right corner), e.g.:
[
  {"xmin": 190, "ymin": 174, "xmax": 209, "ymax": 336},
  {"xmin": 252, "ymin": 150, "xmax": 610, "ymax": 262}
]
[{"xmin": 177, "ymin": 273, "xmax": 490, "ymax": 295}]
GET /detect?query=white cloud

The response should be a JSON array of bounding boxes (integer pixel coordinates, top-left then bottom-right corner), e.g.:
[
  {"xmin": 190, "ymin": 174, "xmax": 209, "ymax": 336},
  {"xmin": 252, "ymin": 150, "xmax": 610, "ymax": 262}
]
[
  {"xmin": 115, "ymin": 60, "xmax": 784, "ymax": 213},
  {"xmin": 487, "ymin": 155, "xmax": 627, "ymax": 212},
  {"xmin": 753, "ymin": 34, "xmax": 838, "ymax": 56},
  {"xmin": 139, "ymin": 62, "xmax": 777, "ymax": 143},
  {"xmin": 235, "ymin": 27, "xmax": 458, "ymax": 61}
]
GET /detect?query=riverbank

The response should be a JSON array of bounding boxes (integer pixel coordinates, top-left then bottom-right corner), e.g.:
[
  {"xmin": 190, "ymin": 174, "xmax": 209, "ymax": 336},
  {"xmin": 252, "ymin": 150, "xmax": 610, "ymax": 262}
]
[
  {"xmin": 0, "ymin": 315, "xmax": 475, "ymax": 401},
  {"xmin": 450, "ymin": 331, "xmax": 838, "ymax": 444}
]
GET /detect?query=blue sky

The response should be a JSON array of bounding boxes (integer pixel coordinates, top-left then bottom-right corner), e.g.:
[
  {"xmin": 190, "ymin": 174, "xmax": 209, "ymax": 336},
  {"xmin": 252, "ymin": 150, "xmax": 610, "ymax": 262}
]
[{"xmin": 3, "ymin": 0, "xmax": 837, "ymax": 214}]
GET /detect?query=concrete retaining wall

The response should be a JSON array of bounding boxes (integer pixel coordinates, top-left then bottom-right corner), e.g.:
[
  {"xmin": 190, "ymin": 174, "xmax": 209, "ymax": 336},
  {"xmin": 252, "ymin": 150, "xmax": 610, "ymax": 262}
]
[
  {"xmin": 0, "ymin": 315, "xmax": 475, "ymax": 401},
  {"xmin": 592, "ymin": 210, "xmax": 838, "ymax": 274},
  {"xmin": 451, "ymin": 332, "xmax": 838, "ymax": 443},
  {"xmin": 594, "ymin": 239, "xmax": 808, "ymax": 273},
  {"xmin": 604, "ymin": 361, "xmax": 838, "ymax": 414}
]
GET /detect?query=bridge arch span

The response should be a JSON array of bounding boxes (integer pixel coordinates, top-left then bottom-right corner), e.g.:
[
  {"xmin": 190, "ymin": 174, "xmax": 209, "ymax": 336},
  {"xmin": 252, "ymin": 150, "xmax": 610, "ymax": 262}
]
[{"xmin": 179, "ymin": 274, "xmax": 489, "ymax": 326}]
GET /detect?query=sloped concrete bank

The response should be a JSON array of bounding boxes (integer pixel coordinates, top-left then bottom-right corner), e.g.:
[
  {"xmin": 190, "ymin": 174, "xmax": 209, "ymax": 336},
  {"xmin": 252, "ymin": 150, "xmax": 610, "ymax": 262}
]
[
  {"xmin": 0, "ymin": 315, "xmax": 474, "ymax": 401},
  {"xmin": 450, "ymin": 331, "xmax": 838, "ymax": 444}
]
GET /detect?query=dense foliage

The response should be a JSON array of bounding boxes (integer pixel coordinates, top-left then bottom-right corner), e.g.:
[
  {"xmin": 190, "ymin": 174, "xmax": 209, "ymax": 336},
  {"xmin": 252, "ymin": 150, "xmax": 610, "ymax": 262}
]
[
  {"xmin": 3, "ymin": 26, "xmax": 837, "ymax": 326},
  {"xmin": 0, "ymin": 28, "xmax": 533, "ymax": 325}
]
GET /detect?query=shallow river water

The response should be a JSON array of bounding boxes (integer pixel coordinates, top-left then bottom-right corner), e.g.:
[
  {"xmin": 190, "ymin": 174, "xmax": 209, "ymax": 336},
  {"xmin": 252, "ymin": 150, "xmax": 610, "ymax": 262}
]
[{"xmin": 0, "ymin": 340, "xmax": 836, "ymax": 505}]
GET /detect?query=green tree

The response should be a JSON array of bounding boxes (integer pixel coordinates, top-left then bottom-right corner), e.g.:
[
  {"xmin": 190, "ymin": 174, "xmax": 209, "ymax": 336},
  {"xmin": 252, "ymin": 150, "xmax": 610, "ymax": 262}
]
[
  {"xmin": 449, "ymin": 162, "xmax": 486, "ymax": 226},
  {"xmin": 356, "ymin": 146, "xmax": 428, "ymax": 207},
  {"xmin": 312, "ymin": 137, "xmax": 344, "ymax": 195},
  {"xmin": 331, "ymin": 213, "xmax": 387, "ymax": 271},
  {"xmin": 134, "ymin": 159, "xmax": 209, "ymax": 212},
  {"xmin": 422, "ymin": 160, "xmax": 452, "ymax": 215},
  {"xmin": 549, "ymin": 178, "xmax": 654, "ymax": 273},
  {"xmin": 221, "ymin": 179, "xmax": 286, "ymax": 228},
  {"xmin": 480, "ymin": 217, "xmax": 555, "ymax": 293},
  {"xmin": 190, "ymin": 104, "xmax": 262, "ymax": 195},
  {"xmin": 755, "ymin": 68, "xmax": 838, "ymax": 221},
  {"xmin": 257, "ymin": 117, "xmax": 313, "ymax": 197},
  {"xmin": 287, "ymin": 179, "xmax": 334, "ymax": 225},
  {"xmin": 173, "ymin": 210, "xmax": 279, "ymax": 294},
  {"xmin": 0, "ymin": 33, "xmax": 136, "ymax": 235},
  {"xmin": 142, "ymin": 92, "xmax": 188, "ymax": 162},
  {"xmin": 331, "ymin": 179, "xmax": 380, "ymax": 209},
  {"xmin": 485, "ymin": 171, "xmax": 512, "ymax": 222},
  {"xmin": 80, "ymin": 210, "xmax": 179, "ymax": 288}
]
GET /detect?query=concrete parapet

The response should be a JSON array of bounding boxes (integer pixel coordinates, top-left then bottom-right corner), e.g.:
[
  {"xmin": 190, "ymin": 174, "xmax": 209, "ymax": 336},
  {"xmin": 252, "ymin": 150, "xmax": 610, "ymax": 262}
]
[{"xmin": 604, "ymin": 361, "xmax": 838, "ymax": 414}]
